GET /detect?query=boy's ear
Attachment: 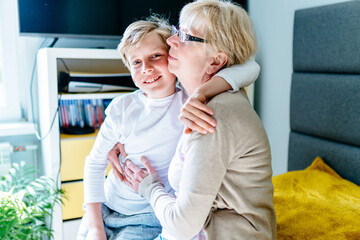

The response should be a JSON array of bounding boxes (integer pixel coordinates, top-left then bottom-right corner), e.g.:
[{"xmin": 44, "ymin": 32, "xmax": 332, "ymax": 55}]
[{"xmin": 206, "ymin": 52, "xmax": 228, "ymax": 75}]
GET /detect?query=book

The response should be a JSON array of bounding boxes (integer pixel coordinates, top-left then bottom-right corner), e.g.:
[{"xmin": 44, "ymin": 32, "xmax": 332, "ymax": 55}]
[{"xmin": 59, "ymin": 98, "xmax": 112, "ymax": 134}]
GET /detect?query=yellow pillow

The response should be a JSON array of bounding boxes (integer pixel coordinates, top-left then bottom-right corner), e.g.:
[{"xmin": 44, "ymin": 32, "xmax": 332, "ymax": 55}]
[{"xmin": 273, "ymin": 157, "xmax": 360, "ymax": 240}]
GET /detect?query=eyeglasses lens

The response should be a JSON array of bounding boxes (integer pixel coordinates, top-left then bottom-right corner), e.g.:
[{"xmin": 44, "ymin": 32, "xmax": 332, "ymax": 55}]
[{"xmin": 172, "ymin": 26, "xmax": 186, "ymax": 42}]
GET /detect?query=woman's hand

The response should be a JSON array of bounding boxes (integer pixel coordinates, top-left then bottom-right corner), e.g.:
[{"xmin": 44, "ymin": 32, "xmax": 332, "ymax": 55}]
[
  {"xmin": 107, "ymin": 142, "xmax": 127, "ymax": 181},
  {"xmin": 180, "ymin": 89, "xmax": 217, "ymax": 135},
  {"xmin": 123, "ymin": 156, "xmax": 157, "ymax": 193}
]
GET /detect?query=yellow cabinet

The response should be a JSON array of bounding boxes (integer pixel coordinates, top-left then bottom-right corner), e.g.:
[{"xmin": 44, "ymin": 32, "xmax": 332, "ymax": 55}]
[
  {"xmin": 60, "ymin": 138, "xmax": 95, "ymax": 181},
  {"xmin": 60, "ymin": 136, "xmax": 96, "ymax": 182},
  {"xmin": 60, "ymin": 130, "xmax": 112, "ymax": 220},
  {"xmin": 62, "ymin": 181, "xmax": 85, "ymax": 220}
]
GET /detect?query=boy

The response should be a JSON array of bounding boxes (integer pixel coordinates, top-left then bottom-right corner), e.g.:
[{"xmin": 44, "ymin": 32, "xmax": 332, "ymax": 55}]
[{"xmin": 78, "ymin": 16, "xmax": 259, "ymax": 240}]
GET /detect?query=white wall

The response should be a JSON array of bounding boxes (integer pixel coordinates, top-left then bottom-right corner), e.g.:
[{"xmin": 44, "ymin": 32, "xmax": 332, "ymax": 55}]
[{"xmin": 248, "ymin": 0, "xmax": 351, "ymax": 176}]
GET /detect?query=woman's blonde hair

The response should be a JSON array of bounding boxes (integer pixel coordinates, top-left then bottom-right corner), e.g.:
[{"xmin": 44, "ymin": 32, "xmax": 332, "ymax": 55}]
[
  {"xmin": 180, "ymin": 0, "xmax": 257, "ymax": 67},
  {"xmin": 117, "ymin": 16, "xmax": 172, "ymax": 69}
]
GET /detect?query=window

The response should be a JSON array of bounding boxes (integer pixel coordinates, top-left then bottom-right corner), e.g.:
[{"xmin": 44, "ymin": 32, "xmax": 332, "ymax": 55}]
[
  {"xmin": 0, "ymin": 46, "xmax": 5, "ymax": 107},
  {"xmin": 0, "ymin": 0, "xmax": 22, "ymax": 122}
]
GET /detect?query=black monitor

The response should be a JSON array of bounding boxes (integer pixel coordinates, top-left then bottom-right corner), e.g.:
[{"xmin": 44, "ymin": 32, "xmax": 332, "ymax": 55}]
[{"xmin": 18, "ymin": 0, "xmax": 247, "ymax": 39}]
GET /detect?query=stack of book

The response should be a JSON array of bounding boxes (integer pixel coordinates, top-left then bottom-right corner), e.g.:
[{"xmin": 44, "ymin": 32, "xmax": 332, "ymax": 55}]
[{"xmin": 59, "ymin": 99, "xmax": 112, "ymax": 133}]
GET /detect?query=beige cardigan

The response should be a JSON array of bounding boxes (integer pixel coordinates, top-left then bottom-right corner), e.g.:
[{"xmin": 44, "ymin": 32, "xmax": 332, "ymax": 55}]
[{"xmin": 139, "ymin": 89, "xmax": 276, "ymax": 240}]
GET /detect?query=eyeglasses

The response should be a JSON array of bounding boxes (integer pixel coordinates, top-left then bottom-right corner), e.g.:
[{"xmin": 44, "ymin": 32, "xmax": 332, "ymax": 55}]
[{"xmin": 171, "ymin": 25, "xmax": 205, "ymax": 43}]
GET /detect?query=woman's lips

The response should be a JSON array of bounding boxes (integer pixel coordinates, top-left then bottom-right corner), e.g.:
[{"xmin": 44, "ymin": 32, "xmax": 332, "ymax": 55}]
[{"xmin": 168, "ymin": 54, "xmax": 177, "ymax": 61}]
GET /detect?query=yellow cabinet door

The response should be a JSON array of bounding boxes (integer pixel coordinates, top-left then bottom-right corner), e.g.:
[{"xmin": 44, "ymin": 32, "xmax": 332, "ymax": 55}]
[
  {"xmin": 62, "ymin": 181, "xmax": 85, "ymax": 220},
  {"xmin": 60, "ymin": 137, "xmax": 95, "ymax": 181}
]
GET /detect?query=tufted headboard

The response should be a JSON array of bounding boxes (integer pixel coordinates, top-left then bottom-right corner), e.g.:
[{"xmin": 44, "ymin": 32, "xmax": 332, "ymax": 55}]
[{"xmin": 288, "ymin": 1, "xmax": 360, "ymax": 185}]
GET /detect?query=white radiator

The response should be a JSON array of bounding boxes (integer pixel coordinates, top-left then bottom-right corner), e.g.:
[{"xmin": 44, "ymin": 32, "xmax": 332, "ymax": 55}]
[{"xmin": 0, "ymin": 142, "xmax": 38, "ymax": 176}]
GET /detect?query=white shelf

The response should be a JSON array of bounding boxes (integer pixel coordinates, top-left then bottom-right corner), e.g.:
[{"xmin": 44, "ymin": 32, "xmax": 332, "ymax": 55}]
[
  {"xmin": 59, "ymin": 92, "xmax": 130, "ymax": 100},
  {"xmin": 0, "ymin": 122, "xmax": 36, "ymax": 137},
  {"xmin": 63, "ymin": 219, "xmax": 82, "ymax": 240}
]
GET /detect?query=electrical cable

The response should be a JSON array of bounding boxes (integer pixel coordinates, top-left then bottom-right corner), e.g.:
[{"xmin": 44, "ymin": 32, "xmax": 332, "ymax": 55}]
[
  {"xmin": 59, "ymin": 58, "xmax": 70, "ymax": 74},
  {"xmin": 30, "ymin": 37, "xmax": 67, "ymax": 235},
  {"xmin": 49, "ymin": 37, "xmax": 58, "ymax": 48},
  {"xmin": 28, "ymin": 37, "xmax": 62, "ymax": 235},
  {"xmin": 30, "ymin": 38, "xmax": 61, "ymax": 141}
]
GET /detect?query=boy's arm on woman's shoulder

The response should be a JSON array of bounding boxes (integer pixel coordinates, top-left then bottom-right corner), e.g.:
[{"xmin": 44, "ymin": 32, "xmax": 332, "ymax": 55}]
[
  {"xmin": 180, "ymin": 59, "xmax": 260, "ymax": 134},
  {"xmin": 214, "ymin": 58, "xmax": 260, "ymax": 92}
]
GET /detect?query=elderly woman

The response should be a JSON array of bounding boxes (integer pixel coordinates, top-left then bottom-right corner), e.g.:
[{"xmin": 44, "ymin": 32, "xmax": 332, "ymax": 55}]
[{"xmin": 124, "ymin": 0, "xmax": 276, "ymax": 239}]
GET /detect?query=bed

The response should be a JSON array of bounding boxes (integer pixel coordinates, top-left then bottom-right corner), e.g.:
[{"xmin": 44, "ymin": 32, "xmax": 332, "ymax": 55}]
[{"xmin": 272, "ymin": 1, "xmax": 360, "ymax": 239}]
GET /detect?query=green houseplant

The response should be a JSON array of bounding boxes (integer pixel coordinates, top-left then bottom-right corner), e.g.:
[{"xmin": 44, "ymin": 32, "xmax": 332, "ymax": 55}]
[{"xmin": 0, "ymin": 162, "xmax": 63, "ymax": 240}]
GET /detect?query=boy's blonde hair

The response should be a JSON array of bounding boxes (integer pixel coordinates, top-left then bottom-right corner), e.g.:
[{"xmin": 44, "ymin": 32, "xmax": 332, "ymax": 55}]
[
  {"xmin": 117, "ymin": 16, "xmax": 172, "ymax": 69},
  {"xmin": 180, "ymin": 0, "xmax": 257, "ymax": 67}
]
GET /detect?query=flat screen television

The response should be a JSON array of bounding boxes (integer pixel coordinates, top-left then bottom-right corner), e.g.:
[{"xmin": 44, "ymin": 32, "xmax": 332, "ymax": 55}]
[{"xmin": 18, "ymin": 0, "xmax": 247, "ymax": 39}]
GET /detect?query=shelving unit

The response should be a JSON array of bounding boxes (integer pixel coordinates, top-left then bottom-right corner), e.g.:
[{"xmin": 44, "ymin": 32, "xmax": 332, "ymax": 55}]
[
  {"xmin": 37, "ymin": 48, "xmax": 130, "ymax": 240},
  {"xmin": 60, "ymin": 92, "xmax": 123, "ymax": 100}
]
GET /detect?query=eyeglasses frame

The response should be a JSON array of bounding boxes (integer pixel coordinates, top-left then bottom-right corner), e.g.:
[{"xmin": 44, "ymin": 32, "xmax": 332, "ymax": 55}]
[{"xmin": 171, "ymin": 25, "xmax": 205, "ymax": 43}]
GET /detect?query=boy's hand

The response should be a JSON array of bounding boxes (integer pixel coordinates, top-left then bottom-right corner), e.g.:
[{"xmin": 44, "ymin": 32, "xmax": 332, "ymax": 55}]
[
  {"xmin": 180, "ymin": 90, "xmax": 217, "ymax": 134},
  {"xmin": 86, "ymin": 227, "xmax": 106, "ymax": 240},
  {"xmin": 108, "ymin": 142, "xmax": 127, "ymax": 181},
  {"xmin": 123, "ymin": 156, "xmax": 156, "ymax": 193}
]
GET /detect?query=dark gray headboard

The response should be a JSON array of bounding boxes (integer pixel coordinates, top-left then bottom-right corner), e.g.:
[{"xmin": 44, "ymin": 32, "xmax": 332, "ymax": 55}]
[{"xmin": 289, "ymin": 1, "xmax": 360, "ymax": 185}]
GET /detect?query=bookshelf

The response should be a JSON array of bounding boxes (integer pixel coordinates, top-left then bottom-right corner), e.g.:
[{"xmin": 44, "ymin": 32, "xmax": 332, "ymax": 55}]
[
  {"xmin": 60, "ymin": 92, "xmax": 122, "ymax": 100},
  {"xmin": 37, "ymin": 48, "xmax": 130, "ymax": 240}
]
